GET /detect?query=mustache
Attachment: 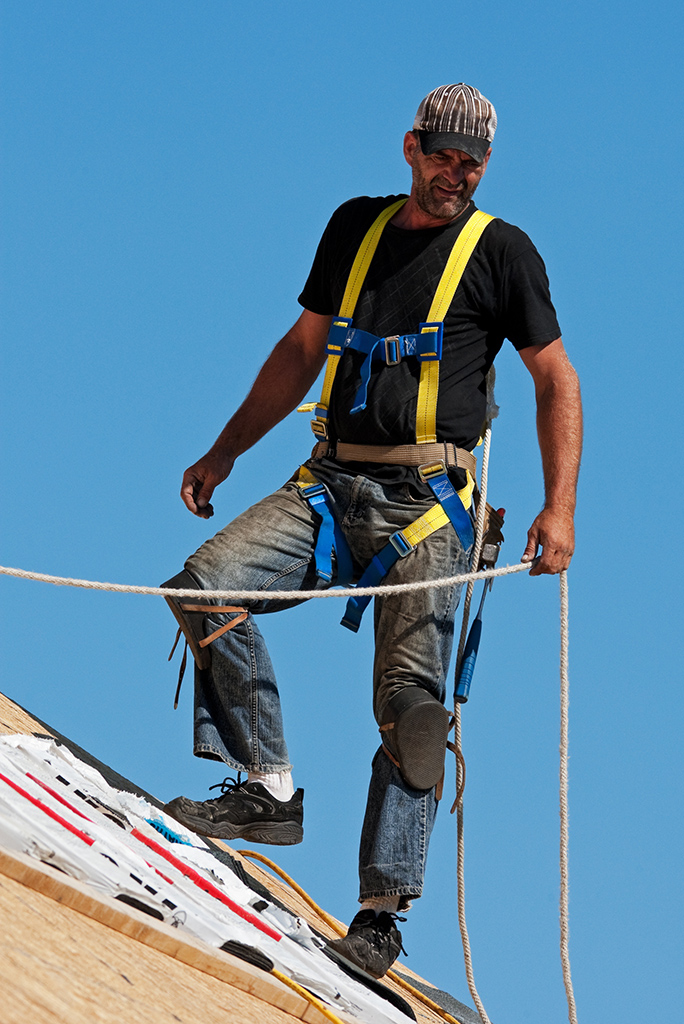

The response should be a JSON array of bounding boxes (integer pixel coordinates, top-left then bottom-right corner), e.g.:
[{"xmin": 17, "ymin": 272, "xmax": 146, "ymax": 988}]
[{"xmin": 432, "ymin": 177, "xmax": 466, "ymax": 194}]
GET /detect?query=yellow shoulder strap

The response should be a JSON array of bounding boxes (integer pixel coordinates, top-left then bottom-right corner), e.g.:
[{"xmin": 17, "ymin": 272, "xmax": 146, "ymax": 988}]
[
  {"xmin": 415, "ymin": 210, "xmax": 494, "ymax": 444},
  {"xmin": 313, "ymin": 198, "xmax": 408, "ymax": 436},
  {"xmin": 338, "ymin": 198, "xmax": 408, "ymax": 318}
]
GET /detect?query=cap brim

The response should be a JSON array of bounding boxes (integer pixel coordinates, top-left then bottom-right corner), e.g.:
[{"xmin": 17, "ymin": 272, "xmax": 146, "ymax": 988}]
[{"xmin": 418, "ymin": 130, "xmax": 490, "ymax": 163}]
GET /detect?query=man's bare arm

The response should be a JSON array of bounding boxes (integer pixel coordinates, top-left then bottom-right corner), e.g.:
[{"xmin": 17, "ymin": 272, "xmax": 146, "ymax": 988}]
[
  {"xmin": 518, "ymin": 338, "xmax": 583, "ymax": 575},
  {"xmin": 181, "ymin": 309, "xmax": 332, "ymax": 517}
]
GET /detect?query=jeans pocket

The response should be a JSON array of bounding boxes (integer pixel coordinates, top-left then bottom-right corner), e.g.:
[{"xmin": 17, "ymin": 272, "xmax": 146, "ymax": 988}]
[{"xmin": 401, "ymin": 481, "xmax": 434, "ymax": 505}]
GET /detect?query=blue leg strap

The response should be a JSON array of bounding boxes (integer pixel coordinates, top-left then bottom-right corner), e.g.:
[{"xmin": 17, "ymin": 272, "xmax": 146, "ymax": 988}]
[
  {"xmin": 299, "ymin": 481, "xmax": 354, "ymax": 586},
  {"xmin": 341, "ymin": 469, "xmax": 473, "ymax": 633},
  {"xmin": 340, "ymin": 533, "xmax": 412, "ymax": 632},
  {"xmin": 422, "ymin": 469, "xmax": 474, "ymax": 552}
]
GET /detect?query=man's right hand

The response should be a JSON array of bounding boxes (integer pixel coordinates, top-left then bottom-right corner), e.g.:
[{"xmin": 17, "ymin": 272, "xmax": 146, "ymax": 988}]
[{"xmin": 180, "ymin": 449, "xmax": 235, "ymax": 518}]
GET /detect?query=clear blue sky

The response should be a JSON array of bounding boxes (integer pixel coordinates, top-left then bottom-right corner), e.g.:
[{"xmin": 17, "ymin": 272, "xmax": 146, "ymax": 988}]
[{"xmin": 1, "ymin": 2, "xmax": 682, "ymax": 1021}]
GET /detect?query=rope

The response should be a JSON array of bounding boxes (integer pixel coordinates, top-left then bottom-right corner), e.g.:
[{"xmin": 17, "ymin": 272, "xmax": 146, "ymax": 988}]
[
  {"xmin": 451, "ymin": 425, "xmax": 493, "ymax": 1024},
  {"xmin": 0, "ymin": 559, "xmax": 533, "ymax": 601},
  {"xmin": 238, "ymin": 850, "xmax": 469, "ymax": 1024},
  {"xmin": 270, "ymin": 968, "xmax": 347, "ymax": 1024},
  {"xmin": 559, "ymin": 570, "xmax": 578, "ymax": 1024}
]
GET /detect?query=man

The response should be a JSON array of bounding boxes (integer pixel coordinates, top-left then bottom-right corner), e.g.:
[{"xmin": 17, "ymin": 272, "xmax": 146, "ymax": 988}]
[{"xmin": 162, "ymin": 84, "xmax": 582, "ymax": 979}]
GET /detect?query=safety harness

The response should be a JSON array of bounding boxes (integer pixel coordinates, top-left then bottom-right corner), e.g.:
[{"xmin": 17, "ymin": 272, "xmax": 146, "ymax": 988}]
[{"xmin": 296, "ymin": 199, "xmax": 496, "ymax": 631}]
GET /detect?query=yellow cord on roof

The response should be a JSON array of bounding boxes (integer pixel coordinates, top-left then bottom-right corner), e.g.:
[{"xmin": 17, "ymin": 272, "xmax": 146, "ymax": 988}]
[
  {"xmin": 271, "ymin": 969, "xmax": 347, "ymax": 1024},
  {"xmin": 238, "ymin": 849, "xmax": 468, "ymax": 1024}
]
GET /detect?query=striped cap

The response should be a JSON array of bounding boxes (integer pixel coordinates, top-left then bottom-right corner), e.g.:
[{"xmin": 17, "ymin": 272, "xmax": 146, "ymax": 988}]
[{"xmin": 413, "ymin": 84, "xmax": 497, "ymax": 163}]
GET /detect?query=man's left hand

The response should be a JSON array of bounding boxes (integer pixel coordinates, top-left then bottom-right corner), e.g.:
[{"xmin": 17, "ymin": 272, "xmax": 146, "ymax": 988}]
[{"xmin": 522, "ymin": 507, "xmax": 575, "ymax": 576}]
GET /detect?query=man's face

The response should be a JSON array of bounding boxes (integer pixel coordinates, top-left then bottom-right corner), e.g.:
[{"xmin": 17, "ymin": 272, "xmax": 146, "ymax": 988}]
[{"xmin": 404, "ymin": 132, "xmax": 491, "ymax": 221}]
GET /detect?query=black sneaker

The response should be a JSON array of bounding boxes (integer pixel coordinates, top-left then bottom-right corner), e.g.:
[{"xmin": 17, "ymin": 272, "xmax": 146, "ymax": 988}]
[
  {"xmin": 163, "ymin": 776, "xmax": 304, "ymax": 846},
  {"xmin": 327, "ymin": 910, "xmax": 406, "ymax": 978}
]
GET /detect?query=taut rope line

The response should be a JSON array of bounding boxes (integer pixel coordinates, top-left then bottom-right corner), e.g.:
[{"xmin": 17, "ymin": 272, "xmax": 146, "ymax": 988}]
[{"xmin": 0, "ymin": 560, "xmax": 533, "ymax": 601}]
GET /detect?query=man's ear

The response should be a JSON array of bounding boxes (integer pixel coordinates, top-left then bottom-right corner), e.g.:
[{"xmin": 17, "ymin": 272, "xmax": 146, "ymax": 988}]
[{"xmin": 403, "ymin": 131, "xmax": 420, "ymax": 167}]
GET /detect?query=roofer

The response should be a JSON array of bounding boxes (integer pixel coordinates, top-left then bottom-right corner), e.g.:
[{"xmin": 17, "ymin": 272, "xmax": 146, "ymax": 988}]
[{"xmin": 161, "ymin": 83, "xmax": 582, "ymax": 979}]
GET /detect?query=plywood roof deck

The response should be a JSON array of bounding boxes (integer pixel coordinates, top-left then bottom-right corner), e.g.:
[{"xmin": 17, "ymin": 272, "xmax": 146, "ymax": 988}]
[{"xmin": 0, "ymin": 690, "xmax": 476, "ymax": 1024}]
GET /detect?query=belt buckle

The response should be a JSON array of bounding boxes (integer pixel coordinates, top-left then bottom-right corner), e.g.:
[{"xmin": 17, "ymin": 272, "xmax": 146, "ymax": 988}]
[
  {"xmin": 384, "ymin": 336, "xmax": 401, "ymax": 365},
  {"xmin": 417, "ymin": 460, "xmax": 447, "ymax": 483}
]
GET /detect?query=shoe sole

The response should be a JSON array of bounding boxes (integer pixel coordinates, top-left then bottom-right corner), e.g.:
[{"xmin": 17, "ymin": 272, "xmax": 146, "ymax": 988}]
[
  {"xmin": 164, "ymin": 805, "xmax": 303, "ymax": 846},
  {"xmin": 326, "ymin": 942, "xmax": 386, "ymax": 979}
]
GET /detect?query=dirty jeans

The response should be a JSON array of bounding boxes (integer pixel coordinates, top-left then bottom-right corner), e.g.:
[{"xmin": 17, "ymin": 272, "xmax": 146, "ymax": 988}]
[{"xmin": 184, "ymin": 460, "xmax": 470, "ymax": 901}]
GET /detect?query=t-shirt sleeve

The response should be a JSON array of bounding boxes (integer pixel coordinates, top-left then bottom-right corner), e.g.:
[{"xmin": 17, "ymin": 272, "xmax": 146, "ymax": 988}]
[
  {"xmin": 297, "ymin": 210, "xmax": 339, "ymax": 315},
  {"xmin": 498, "ymin": 243, "xmax": 561, "ymax": 350}
]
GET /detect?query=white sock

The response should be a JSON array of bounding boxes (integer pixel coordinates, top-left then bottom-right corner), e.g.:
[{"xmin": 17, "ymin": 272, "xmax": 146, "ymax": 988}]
[
  {"xmin": 247, "ymin": 769, "xmax": 295, "ymax": 801},
  {"xmin": 360, "ymin": 895, "xmax": 401, "ymax": 914}
]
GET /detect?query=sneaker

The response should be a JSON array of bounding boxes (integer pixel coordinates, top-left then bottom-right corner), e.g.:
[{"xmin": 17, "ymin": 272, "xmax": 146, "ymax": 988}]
[
  {"xmin": 327, "ymin": 909, "xmax": 406, "ymax": 978},
  {"xmin": 163, "ymin": 776, "xmax": 304, "ymax": 846}
]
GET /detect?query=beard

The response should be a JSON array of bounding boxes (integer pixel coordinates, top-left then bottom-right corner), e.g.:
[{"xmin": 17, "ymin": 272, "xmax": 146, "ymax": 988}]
[{"xmin": 413, "ymin": 165, "xmax": 480, "ymax": 221}]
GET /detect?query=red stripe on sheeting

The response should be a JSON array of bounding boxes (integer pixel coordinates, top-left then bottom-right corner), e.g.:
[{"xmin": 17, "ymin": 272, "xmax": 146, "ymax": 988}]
[
  {"xmin": 26, "ymin": 773, "xmax": 93, "ymax": 821},
  {"xmin": 131, "ymin": 828, "xmax": 281, "ymax": 942},
  {"xmin": 0, "ymin": 771, "xmax": 95, "ymax": 846}
]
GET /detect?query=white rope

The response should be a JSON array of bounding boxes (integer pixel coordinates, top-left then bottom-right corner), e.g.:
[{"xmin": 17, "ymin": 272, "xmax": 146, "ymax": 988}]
[
  {"xmin": 0, "ymin": 560, "xmax": 532, "ymax": 601},
  {"xmin": 452, "ymin": 425, "xmax": 493, "ymax": 1024},
  {"xmin": 0, "ymin": 505, "xmax": 580, "ymax": 1024},
  {"xmin": 559, "ymin": 570, "xmax": 579, "ymax": 1024}
]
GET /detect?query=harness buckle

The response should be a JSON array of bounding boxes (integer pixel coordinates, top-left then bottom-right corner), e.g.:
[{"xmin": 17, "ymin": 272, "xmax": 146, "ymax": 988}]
[
  {"xmin": 311, "ymin": 419, "xmax": 329, "ymax": 440},
  {"xmin": 301, "ymin": 482, "xmax": 326, "ymax": 500},
  {"xmin": 384, "ymin": 336, "xmax": 401, "ymax": 365},
  {"xmin": 417, "ymin": 460, "xmax": 447, "ymax": 482},
  {"xmin": 389, "ymin": 531, "xmax": 415, "ymax": 558}
]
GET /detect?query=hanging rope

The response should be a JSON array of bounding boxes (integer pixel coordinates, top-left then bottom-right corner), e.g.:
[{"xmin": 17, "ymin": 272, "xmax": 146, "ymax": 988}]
[
  {"xmin": 451, "ymin": 424, "xmax": 493, "ymax": 1024},
  {"xmin": 559, "ymin": 570, "xmax": 578, "ymax": 1024}
]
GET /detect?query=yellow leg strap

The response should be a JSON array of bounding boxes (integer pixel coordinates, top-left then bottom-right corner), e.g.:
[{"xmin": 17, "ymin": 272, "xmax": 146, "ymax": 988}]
[{"xmin": 400, "ymin": 502, "xmax": 450, "ymax": 547}]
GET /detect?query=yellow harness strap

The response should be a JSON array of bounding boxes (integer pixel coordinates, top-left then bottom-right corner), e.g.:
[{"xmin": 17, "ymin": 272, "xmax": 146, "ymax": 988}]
[
  {"xmin": 314, "ymin": 198, "xmax": 408, "ymax": 436},
  {"xmin": 313, "ymin": 203, "xmax": 494, "ymax": 450},
  {"xmin": 415, "ymin": 210, "xmax": 494, "ymax": 444},
  {"xmin": 400, "ymin": 501, "xmax": 450, "ymax": 547}
]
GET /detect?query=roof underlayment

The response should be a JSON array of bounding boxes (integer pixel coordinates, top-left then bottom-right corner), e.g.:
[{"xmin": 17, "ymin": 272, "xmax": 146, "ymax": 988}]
[{"xmin": 0, "ymin": 690, "xmax": 482, "ymax": 1024}]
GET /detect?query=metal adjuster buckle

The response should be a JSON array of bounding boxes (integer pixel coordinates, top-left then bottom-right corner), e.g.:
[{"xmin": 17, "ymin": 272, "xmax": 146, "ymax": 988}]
[
  {"xmin": 389, "ymin": 531, "xmax": 415, "ymax": 558},
  {"xmin": 384, "ymin": 336, "xmax": 401, "ymax": 365},
  {"xmin": 417, "ymin": 460, "xmax": 447, "ymax": 483},
  {"xmin": 301, "ymin": 482, "xmax": 326, "ymax": 499},
  {"xmin": 311, "ymin": 420, "xmax": 329, "ymax": 440}
]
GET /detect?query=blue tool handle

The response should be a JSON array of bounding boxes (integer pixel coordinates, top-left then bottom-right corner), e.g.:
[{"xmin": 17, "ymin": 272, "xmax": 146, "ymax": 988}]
[{"xmin": 455, "ymin": 618, "xmax": 483, "ymax": 704}]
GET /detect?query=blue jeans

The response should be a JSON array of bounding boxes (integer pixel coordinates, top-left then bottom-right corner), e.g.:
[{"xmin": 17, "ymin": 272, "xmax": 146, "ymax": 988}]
[{"xmin": 184, "ymin": 460, "xmax": 469, "ymax": 901}]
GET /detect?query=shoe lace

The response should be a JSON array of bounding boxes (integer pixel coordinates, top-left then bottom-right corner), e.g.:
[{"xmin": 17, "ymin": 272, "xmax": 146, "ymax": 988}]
[
  {"xmin": 209, "ymin": 774, "xmax": 247, "ymax": 796},
  {"xmin": 374, "ymin": 912, "xmax": 408, "ymax": 957}
]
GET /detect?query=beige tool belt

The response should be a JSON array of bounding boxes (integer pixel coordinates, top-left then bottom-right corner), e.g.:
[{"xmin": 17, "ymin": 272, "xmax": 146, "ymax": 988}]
[{"xmin": 310, "ymin": 440, "xmax": 477, "ymax": 480}]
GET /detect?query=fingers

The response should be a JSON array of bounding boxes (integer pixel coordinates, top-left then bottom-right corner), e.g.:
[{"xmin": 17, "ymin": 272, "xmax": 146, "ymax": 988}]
[
  {"xmin": 180, "ymin": 467, "xmax": 216, "ymax": 518},
  {"xmin": 521, "ymin": 529, "xmax": 539, "ymax": 566},
  {"xmin": 523, "ymin": 509, "xmax": 574, "ymax": 576}
]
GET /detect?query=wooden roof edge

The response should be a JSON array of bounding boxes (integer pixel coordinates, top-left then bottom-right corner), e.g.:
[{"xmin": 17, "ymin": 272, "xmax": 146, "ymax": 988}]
[{"xmin": 0, "ymin": 842, "xmax": 353, "ymax": 1024}]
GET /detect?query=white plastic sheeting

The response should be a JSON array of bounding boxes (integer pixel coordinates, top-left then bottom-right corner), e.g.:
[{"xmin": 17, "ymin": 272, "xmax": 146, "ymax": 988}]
[{"xmin": 0, "ymin": 735, "xmax": 412, "ymax": 1024}]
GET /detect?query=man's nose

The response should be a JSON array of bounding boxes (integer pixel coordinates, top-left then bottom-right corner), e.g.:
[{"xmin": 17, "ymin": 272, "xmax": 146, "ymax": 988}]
[{"xmin": 441, "ymin": 159, "xmax": 465, "ymax": 184}]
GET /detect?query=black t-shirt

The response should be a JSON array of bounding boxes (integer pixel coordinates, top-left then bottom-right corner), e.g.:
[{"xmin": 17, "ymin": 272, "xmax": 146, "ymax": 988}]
[{"xmin": 298, "ymin": 195, "xmax": 561, "ymax": 485}]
